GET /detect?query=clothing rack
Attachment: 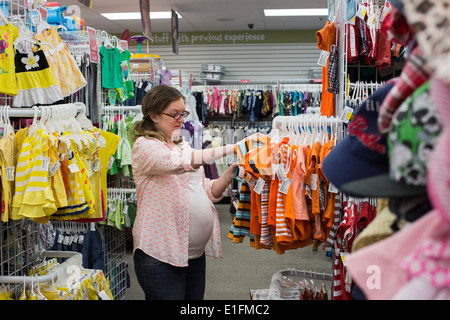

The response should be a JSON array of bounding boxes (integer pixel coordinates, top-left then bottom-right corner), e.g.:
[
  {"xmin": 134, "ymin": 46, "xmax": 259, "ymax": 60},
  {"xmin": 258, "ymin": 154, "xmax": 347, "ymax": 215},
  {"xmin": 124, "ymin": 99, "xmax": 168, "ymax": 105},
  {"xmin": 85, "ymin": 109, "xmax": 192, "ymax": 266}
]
[
  {"xmin": 191, "ymin": 79, "xmax": 320, "ymax": 86},
  {"xmin": 268, "ymin": 268, "xmax": 333, "ymax": 300},
  {"xmin": 272, "ymin": 114, "xmax": 345, "ymax": 142},
  {"xmin": 101, "ymin": 106, "xmax": 142, "ymax": 113},
  {"xmin": 272, "ymin": 115, "xmax": 343, "ymax": 130},
  {"xmin": 4, "ymin": 103, "xmax": 85, "ymax": 117},
  {"xmin": 108, "ymin": 188, "xmax": 137, "ymax": 194},
  {"xmin": 0, "ymin": 251, "xmax": 81, "ymax": 284}
]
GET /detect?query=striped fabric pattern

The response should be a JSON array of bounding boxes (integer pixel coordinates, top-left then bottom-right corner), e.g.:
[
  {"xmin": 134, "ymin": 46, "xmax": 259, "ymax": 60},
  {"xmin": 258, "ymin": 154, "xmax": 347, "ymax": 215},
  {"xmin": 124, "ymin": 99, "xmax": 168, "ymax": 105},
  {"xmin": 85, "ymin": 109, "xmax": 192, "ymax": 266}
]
[
  {"xmin": 15, "ymin": 130, "xmax": 49, "ymax": 195},
  {"xmin": 228, "ymin": 180, "xmax": 252, "ymax": 243},
  {"xmin": 275, "ymin": 143, "xmax": 293, "ymax": 243},
  {"xmin": 259, "ymin": 180, "xmax": 272, "ymax": 246},
  {"xmin": 12, "ymin": 129, "xmax": 57, "ymax": 221}
]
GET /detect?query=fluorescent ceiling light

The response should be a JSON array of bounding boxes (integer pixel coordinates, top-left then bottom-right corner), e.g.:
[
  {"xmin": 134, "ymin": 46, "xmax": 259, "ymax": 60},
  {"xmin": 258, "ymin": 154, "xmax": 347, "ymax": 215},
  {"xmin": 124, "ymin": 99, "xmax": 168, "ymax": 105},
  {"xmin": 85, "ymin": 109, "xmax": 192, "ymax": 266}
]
[
  {"xmin": 264, "ymin": 9, "xmax": 328, "ymax": 16},
  {"xmin": 101, "ymin": 11, "xmax": 182, "ymax": 20}
]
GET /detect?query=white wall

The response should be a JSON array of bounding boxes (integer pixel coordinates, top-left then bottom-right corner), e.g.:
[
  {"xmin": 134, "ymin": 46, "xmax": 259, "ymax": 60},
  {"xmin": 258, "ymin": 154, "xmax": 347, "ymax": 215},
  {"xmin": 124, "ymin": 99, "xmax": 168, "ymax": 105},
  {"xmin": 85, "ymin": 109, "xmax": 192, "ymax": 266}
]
[{"xmin": 129, "ymin": 42, "xmax": 321, "ymax": 82}]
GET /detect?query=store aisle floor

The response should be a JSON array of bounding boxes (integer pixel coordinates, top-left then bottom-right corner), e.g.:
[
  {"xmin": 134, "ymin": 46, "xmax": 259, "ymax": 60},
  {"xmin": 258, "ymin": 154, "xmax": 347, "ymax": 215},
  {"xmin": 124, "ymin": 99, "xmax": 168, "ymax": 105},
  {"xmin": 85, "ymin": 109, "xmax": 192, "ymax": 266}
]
[{"xmin": 124, "ymin": 203, "xmax": 334, "ymax": 300}]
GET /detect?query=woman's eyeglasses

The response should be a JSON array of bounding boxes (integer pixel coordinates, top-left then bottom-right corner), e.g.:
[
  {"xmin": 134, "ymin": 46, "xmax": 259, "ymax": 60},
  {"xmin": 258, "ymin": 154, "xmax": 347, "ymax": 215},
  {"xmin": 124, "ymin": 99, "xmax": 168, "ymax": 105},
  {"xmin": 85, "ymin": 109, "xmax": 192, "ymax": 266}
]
[{"xmin": 161, "ymin": 110, "xmax": 190, "ymax": 120}]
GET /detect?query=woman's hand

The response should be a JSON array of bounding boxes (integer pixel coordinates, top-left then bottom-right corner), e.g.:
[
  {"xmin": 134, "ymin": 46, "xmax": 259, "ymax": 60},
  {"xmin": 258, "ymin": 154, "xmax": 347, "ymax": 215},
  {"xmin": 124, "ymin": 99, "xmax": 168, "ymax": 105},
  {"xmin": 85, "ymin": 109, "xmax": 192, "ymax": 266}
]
[
  {"xmin": 224, "ymin": 163, "xmax": 239, "ymax": 185},
  {"xmin": 211, "ymin": 163, "xmax": 239, "ymax": 199}
]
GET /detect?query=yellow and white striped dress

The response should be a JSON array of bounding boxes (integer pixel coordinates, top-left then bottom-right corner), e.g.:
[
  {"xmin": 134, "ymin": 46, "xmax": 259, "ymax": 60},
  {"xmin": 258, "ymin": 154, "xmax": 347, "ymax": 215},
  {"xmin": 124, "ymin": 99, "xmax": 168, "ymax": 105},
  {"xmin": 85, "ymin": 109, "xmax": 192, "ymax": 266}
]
[{"xmin": 11, "ymin": 128, "xmax": 57, "ymax": 223}]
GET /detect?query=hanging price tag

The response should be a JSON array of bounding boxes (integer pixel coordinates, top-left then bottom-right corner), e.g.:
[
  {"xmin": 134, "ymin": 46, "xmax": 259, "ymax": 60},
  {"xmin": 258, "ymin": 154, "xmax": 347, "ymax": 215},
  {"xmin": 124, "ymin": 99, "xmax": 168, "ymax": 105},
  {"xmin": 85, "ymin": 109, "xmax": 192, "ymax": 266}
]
[
  {"xmin": 348, "ymin": 16, "xmax": 356, "ymax": 25},
  {"xmin": 317, "ymin": 50, "xmax": 330, "ymax": 67},
  {"xmin": 356, "ymin": 4, "xmax": 367, "ymax": 19},
  {"xmin": 68, "ymin": 163, "xmax": 80, "ymax": 173},
  {"xmin": 49, "ymin": 161, "xmax": 61, "ymax": 177},
  {"xmin": 367, "ymin": 13, "xmax": 376, "ymax": 28},
  {"xmin": 233, "ymin": 199, "xmax": 239, "ymax": 210},
  {"xmin": 328, "ymin": 183, "xmax": 339, "ymax": 194},
  {"xmin": 340, "ymin": 106, "xmax": 353, "ymax": 124},
  {"xmin": 6, "ymin": 166, "xmax": 15, "ymax": 181},
  {"xmin": 276, "ymin": 165, "xmax": 287, "ymax": 181},
  {"xmin": 271, "ymin": 164, "xmax": 278, "ymax": 180},
  {"xmin": 253, "ymin": 178, "xmax": 265, "ymax": 195},
  {"xmin": 42, "ymin": 156, "xmax": 51, "ymax": 171},
  {"xmin": 310, "ymin": 173, "xmax": 318, "ymax": 191},
  {"xmin": 247, "ymin": 175, "xmax": 256, "ymax": 188},
  {"xmin": 107, "ymin": 156, "xmax": 115, "ymax": 170},
  {"xmin": 278, "ymin": 178, "xmax": 292, "ymax": 194},
  {"xmin": 93, "ymin": 159, "xmax": 101, "ymax": 172}
]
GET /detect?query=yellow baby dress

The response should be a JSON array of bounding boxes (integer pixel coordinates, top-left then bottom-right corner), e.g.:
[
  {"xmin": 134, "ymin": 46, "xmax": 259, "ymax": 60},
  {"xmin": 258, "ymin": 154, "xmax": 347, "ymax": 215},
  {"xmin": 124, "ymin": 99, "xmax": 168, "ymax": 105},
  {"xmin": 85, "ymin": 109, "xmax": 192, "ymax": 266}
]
[
  {"xmin": 0, "ymin": 23, "xmax": 19, "ymax": 95},
  {"xmin": 76, "ymin": 130, "xmax": 103, "ymax": 221},
  {"xmin": 0, "ymin": 130, "xmax": 17, "ymax": 222},
  {"xmin": 34, "ymin": 26, "xmax": 86, "ymax": 98},
  {"xmin": 48, "ymin": 131, "xmax": 68, "ymax": 209},
  {"xmin": 11, "ymin": 128, "xmax": 57, "ymax": 223},
  {"xmin": 53, "ymin": 133, "xmax": 94, "ymax": 220}
]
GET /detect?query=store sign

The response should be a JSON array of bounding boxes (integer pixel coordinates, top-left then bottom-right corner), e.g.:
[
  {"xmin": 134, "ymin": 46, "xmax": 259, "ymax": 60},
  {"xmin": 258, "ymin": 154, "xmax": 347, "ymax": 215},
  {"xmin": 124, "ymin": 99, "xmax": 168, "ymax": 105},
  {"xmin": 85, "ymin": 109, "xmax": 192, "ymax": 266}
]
[
  {"xmin": 120, "ymin": 40, "xmax": 129, "ymax": 50},
  {"xmin": 87, "ymin": 26, "xmax": 99, "ymax": 63},
  {"xmin": 39, "ymin": 7, "xmax": 47, "ymax": 21},
  {"xmin": 148, "ymin": 30, "xmax": 317, "ymax": 46}
]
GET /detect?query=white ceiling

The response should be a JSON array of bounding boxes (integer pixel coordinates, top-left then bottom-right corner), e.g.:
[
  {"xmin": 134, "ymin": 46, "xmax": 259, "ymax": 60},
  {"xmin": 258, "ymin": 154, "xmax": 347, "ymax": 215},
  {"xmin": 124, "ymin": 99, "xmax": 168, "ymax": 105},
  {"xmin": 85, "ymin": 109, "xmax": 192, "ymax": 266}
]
[{"xmin": 57, "ymin": 0, "xmax": 328, "ymax": 36}]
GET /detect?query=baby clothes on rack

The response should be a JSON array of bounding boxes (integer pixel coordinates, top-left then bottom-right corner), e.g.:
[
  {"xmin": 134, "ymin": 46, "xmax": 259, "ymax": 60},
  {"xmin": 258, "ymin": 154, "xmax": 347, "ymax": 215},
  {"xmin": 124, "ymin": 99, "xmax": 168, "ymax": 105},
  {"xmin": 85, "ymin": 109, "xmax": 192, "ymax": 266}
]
[
  {"xmin": 100, "ymin": 46, "xmax": 136, "ymax": 106},
  {"xmin": 11, "ymin": 128, "xmax": 58, "ymax": 223},
  {"xmin": 115, "ymin": 118, "xmax": 132, "ymax": 177},
  {"xmin": 120, "ymin": 49, "xmax": 135, "ymax": 101},
  {"xmin": 99, "ymin": 111, "xmax": 137, "ymax": 178},
  {"xmin": 2, "ymin": 105, "xmax": 120, "ymax": 224},
  {"xmin": 332, "ymin": 196, "xmax": 378, "ymax": 300},
  {"xmin": 94, "ymin": 127, "xmax": 121, "ymax": 214},
  {"xmin": 0, "ymin": 127, "xmax": 17, "ymax": 222},
  {"xmin": 22, "ymin": 251, "xmax": 114, "ymax": 300},
  {"xmin": 0, "ymin": 23, "xmax": 19, "ymax": 96},
  {"xmin": 99, "ymin": 46, "xmax": 122, "ymax": 89},
  {"xmin": 277, "ymin": 89, "xmax": 321, "ymax": 117},
  {"xmin": 13, "ymin": 41, "xmax": 63, "ymax": 107},
  {"xmin": 35, "ymin": 26, "xmax": 87, "ymax": 98},
  {"xmin": 123, "ymin": 78, "xmax": 155, "ymax": 107},
  {"xmin": 316, "ymin": 20, "xmax": 337, "ymax": 117},
  {"xmin": 229, "ymin": 117, "xmax": 343, "ymax": 255},
  {"xmin": 67, "ymin": 53, "xmax": 100, "ymax": 124},
  {"xmin": 100, "ymin": 189, "xmax": 136, "ymax": 230}
]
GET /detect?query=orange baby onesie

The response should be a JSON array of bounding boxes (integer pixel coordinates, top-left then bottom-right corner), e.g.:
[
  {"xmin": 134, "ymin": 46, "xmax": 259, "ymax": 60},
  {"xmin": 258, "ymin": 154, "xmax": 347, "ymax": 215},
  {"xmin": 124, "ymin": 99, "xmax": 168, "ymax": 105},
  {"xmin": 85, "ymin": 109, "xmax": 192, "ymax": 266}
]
[
  {"xmin": 290, "ymin": 144, "xmax": 312, "ymax": 242},
  {"xmin": 316, "ymin": 21, "xmax": 337, "ymax": 116}
]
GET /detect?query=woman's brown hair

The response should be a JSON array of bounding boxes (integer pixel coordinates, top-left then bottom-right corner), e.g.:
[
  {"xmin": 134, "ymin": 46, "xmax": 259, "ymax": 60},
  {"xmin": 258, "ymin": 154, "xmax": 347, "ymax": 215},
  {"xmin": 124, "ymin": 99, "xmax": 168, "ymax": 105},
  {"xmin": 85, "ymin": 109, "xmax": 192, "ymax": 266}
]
[{"xmin": 131, "ymin": 84, "xmax": 185, "ymax": 143}]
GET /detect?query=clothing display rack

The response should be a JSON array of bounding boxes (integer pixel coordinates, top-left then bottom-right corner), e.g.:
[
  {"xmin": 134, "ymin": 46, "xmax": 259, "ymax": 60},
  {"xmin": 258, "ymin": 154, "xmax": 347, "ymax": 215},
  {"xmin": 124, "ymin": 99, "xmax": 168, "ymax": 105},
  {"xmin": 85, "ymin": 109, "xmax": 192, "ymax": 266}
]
[
  {"xmin": 268, "ymin": 268, "xmax": 333, "ymax": 300},
  {"xmin": 191, "ymin": 79, "xmax": 320, "ymax": 86},
  {"xmin": 0, "ymin": 2, "xmax": 129, "ymax": 299},
  {"xmin": 334, "ymin": 0, "xmax": 399, "ymax": 117},
  {"xmin": 3, "ymin": 102, "xmax": 84, "ymax": 117},
  {"xmin": 0, "ymin": 251, "xmax": 81, "ymax": 284}
]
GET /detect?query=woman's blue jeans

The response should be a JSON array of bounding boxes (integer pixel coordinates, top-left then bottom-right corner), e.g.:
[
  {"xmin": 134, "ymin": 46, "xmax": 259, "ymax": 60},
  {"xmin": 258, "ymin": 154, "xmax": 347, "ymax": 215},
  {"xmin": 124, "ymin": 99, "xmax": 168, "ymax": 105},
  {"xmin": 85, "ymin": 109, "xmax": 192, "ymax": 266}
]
[{"xmin": 133, "ymin": 249, "xmax": 206, "ymax": 300}]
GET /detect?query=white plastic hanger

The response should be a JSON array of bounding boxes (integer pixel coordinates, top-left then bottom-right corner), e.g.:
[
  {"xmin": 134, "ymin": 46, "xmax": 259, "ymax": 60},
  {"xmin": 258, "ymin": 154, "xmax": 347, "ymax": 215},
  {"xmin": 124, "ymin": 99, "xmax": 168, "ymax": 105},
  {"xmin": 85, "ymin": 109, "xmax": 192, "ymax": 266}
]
[
  {"xmin": 16, "ymin": 20, "xmax": 55, "ymax": 49},
  {"xmin": 74, "ymin": 102, "xmax": 95, "ymax": 131},
  {"xmin": 28, "ymin": 106, "xmax": 39, "ymax": 137},
  {"xmin": 102, "ymin": 30, "xmax": 113, "ymax": 48},
  {"xmin": 36, "ymin": 17, "xmax": 53, "ymax": 35},
  {"xmin": 114, "ymin": 35, "xmax": 123, "ymax": 52}
]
